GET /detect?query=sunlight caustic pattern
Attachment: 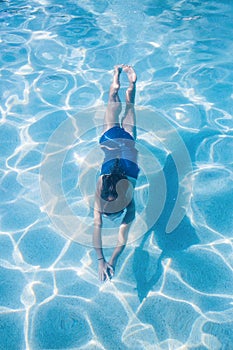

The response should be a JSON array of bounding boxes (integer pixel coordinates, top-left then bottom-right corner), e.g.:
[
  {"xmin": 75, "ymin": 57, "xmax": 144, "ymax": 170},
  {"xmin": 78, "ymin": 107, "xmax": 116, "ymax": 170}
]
[{"xmin": 1, "ymin": 0, "xmax": 233, "ymax": 349}]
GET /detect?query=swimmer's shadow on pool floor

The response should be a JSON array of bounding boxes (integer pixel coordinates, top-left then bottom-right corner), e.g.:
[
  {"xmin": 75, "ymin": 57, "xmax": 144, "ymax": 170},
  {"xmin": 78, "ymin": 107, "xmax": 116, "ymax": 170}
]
[{"xmin": 133, "ymin": 154, "xmax": 199, "ymax": 302}]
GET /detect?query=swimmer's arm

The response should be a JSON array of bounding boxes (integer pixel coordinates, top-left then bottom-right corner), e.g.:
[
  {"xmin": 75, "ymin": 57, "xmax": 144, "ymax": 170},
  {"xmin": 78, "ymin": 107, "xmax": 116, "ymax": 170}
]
[
  {"xmin": 93, "ymin": 205, "xmax": 114, "ymax": 281},
  {"xmin": 108, "ymin": 199, "xmax": 135, "ymax": 269},
  {"xmin": 93, "ymin": 209, "xmax": 104, "ymax": 258},
  {"xmin": 93, "ymin": 179, "xmax": 104, "ymax": 260}
]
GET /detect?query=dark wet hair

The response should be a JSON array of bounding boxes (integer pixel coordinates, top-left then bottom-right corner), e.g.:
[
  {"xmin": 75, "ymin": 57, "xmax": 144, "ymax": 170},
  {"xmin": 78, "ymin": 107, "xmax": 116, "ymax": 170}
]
[{"xmin": 100, "ymin": 159, "xmax": 127, "ymax": 201}]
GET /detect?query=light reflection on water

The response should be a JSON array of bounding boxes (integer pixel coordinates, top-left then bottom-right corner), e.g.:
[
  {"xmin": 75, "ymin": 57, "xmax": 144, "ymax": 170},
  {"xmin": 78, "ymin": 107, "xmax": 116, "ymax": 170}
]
[{"xmin": 0, "ymin": 0, "xmax": 233, "ymax": 349}]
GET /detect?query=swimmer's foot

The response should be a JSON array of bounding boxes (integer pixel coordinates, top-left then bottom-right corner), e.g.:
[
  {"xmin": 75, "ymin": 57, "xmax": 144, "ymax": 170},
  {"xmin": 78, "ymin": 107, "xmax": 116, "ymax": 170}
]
[
  {"xmin": 112, "ymin": 65, "xmax": 123, "ymax": 91},
  {"xmin": 123, "ymin": 65, "xmax": 137, "ymax": 84},
  {"xmin": 123, "ymin": 65, "xmax": 136, "ymax": 103},
  {"xmin": 114, "ymin": 64, "xmax": 123, "ymax": 75}
]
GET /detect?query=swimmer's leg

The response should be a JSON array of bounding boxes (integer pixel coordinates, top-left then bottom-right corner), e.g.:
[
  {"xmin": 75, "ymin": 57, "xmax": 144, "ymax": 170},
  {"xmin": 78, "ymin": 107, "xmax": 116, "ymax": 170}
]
[
  {"xmin": 121, "ymin": 65, "xmax": 137, "ymax": 139},
  {"xmin": 102, "ymin": 65, "xmax": 123, "ymax": 133}
]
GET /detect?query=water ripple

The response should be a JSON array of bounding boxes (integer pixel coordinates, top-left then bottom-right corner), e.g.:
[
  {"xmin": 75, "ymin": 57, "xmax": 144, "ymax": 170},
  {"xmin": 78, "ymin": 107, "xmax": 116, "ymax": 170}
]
[{"xmin": 1, "ymin": 0, "xmax": 233, "ymax": 349}]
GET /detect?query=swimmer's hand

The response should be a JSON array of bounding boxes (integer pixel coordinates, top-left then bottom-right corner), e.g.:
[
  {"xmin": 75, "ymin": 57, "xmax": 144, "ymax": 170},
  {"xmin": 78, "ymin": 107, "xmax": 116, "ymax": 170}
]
[
  {"xmin": 98, "ymin": 260, "xmax": 114, "ymax": 282},
  {"xmin": 107, "ymin": 262, "xmax": 114, "ymax": 279}
]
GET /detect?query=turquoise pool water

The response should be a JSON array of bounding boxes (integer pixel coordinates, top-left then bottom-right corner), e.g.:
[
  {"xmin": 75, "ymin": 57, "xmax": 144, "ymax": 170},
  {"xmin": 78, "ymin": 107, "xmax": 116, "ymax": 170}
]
[{"xmin": 1, "ymin": 0, "xmax": 233, "ymax": 349}]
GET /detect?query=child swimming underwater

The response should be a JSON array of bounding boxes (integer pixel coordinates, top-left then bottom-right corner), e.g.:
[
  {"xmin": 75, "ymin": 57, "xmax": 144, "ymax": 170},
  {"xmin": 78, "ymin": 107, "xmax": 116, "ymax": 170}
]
[{"xmin": 93, "ymin": 65, "xmax": 139, "ymax": 281}]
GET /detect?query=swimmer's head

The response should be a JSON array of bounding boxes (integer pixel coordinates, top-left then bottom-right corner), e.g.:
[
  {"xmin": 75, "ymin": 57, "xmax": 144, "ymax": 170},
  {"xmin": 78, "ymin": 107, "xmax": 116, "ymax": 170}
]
[
  {"xmin": 100, "ymin": 158, "xmax": 127, "ymax": 202},
  {"xmin": 100, "ymin": 174, "xmax": 121, "ymax": 202}
]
